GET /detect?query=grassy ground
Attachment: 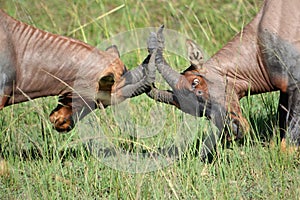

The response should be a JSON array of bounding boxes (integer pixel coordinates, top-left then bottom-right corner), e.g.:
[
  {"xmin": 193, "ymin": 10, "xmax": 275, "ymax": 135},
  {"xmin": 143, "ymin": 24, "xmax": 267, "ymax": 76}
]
[{"xmin": 1, "ymin": 0, "xmax": 300, "ymax": 199}]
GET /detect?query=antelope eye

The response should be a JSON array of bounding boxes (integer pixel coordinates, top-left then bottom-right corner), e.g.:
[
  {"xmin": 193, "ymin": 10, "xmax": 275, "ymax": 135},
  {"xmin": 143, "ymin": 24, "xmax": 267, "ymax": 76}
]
[{"xmin": 192, "ymin": 78, "xmax": 200, "ymax": 88}]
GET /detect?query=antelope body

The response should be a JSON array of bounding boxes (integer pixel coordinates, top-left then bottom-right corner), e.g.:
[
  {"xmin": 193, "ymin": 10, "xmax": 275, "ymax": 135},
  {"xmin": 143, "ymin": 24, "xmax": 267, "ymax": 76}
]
[
  {"xmin": 149, "ymin": 0, "xmax": 300, "ymax": 160},
  {"xmin": 0, "ymin": 9, "xmax": 156, "ymax": 132}
]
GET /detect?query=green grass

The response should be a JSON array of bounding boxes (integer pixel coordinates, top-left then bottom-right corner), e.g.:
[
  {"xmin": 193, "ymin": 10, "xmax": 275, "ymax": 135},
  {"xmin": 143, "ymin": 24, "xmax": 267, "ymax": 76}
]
[{"xmin": 1, "ymin": 0, "xmax": 300, "ymax": 199}]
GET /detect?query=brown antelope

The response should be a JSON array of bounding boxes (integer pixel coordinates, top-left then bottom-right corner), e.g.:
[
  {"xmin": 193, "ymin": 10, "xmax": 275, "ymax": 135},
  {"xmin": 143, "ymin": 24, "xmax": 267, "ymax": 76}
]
[
  {"xmin": 148, "ymin": 0, "xmax": 300, "ymax": 160},
  {"xmin": 0, "ymin": 9, "xmax": 157, "ymax": 132}
]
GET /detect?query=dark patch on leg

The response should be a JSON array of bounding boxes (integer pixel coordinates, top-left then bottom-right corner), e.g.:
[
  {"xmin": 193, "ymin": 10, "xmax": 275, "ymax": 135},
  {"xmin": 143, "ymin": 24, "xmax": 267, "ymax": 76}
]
[
  {"xmin": 286, "ymin": 87, "xmax": 300, "ymax": 146},
  {"xmin": 278, "ymin": 91, "xmax": 288, "ymax": 140}
]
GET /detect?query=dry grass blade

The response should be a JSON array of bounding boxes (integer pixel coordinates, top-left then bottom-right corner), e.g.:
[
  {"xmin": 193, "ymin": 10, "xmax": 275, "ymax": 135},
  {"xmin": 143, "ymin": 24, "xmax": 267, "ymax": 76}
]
[{"xmin": 67, "ymin": 4, "xmax": 125, "ymax": 36}]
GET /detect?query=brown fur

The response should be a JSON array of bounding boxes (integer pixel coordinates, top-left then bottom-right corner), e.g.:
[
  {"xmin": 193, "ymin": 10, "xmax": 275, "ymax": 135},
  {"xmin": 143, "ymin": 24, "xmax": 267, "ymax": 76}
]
[{"xmin": 0, "ymin": 10, "xmax": 155, "ymax": 132}]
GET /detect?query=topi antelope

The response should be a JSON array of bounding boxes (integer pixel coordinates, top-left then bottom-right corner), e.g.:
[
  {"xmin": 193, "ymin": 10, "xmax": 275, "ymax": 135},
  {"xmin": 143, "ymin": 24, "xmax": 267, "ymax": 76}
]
[
  {"xmin": 0, "ymin": 9, "xmax": 157, "ymax": 132},
  {"xmin": 148, "ymin": 0, "xmax": 300, "ymax": 160}
]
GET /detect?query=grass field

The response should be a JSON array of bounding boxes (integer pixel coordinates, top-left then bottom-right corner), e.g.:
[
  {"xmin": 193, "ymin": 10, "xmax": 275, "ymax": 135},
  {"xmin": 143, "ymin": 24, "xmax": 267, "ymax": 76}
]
[{"xmin": 1, "ymin": 0, "xmax": 300, "ymax": 199}]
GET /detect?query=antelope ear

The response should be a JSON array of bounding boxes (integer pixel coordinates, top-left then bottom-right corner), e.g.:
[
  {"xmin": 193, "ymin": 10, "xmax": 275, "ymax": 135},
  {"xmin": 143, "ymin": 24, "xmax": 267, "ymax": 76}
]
[
  {"xmin": 99, "ymin": 73, "xmax": 115, "ymax": 91},
  {"xmin": 186, "ymin": 39, "xmax": 204, "ymax": 67},
  {"xmin": 106, "ymin": 45, "xmax": 120, "ymax": 58}
]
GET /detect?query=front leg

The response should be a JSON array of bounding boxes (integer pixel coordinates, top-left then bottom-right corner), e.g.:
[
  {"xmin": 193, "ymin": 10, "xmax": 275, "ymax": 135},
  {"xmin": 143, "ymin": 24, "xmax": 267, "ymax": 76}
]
[
  {"xmin": 226, "ymin": 111, "xmax": 249, "ymax": 141},
  {"xmin": 0, "ymin": 72, "xmax": 15, "ymax": 109},
  {"xmin": 224, "ymin": 91, "xmax": 249, "ymax": 141}
]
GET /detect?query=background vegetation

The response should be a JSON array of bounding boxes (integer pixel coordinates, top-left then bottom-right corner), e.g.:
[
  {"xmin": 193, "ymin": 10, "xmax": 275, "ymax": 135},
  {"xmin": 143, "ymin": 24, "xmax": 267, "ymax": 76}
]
[{"xmin": 0, "ymin": 0, "xmax": 299, "ymax": 199}]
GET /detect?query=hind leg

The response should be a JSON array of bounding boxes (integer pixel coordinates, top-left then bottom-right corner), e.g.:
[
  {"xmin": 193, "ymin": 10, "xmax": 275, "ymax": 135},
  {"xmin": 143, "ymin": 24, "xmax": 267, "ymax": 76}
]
[
  {"xmin": 278, "ymin": 91, "xmax": 288, "ymax": 139},
  {"xmin": 277, "ymin": 91, "xmax": 290, "ymax": 151},
  {"xmin": 286, "ymin": 88, "xmax": 300, "ymax": 146},
  {"xmin": 279, "ymin": 89, "xmax": 300, "ymax": 152}
]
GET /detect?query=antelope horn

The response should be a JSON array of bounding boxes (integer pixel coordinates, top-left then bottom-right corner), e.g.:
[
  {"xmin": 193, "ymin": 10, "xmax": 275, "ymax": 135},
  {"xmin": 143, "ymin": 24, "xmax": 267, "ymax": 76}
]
[
  {"xmin": 148, "ymin": 25, "xmax": 182, "ymax": 89},
  {"xmin": 115, "ymin": 50, "xmax": 157, "ymax": 99}
]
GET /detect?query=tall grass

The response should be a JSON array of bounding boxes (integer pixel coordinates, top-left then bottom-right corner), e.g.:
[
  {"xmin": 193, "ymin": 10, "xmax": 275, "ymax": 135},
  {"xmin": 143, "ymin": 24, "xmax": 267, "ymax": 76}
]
[{"xmin": 1, "ymin": 0, "xmax": 300, "ymax": 199}]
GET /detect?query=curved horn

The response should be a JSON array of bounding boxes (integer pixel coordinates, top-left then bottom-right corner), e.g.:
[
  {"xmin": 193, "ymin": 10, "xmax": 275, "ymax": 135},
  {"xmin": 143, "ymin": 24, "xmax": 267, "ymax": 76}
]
[
  {"xmin": 156, "ymin": 55, "xmax": 182, "ymax": 89},
  {"xmin": 148, "ymin": 25, "xmax": 182, "ymax": 89},
  {"xmin": 147, "ymin": 87, "xmax": 179, "ymax": 107},
  {"xmin": 114, "ymin": 50, "xmax": 157, "ymax": 100}
]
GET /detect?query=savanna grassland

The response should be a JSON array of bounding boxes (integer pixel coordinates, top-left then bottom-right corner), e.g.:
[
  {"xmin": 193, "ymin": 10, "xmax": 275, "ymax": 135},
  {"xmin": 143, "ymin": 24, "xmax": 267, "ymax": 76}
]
[{"xmin": 0, "ymin": 0, "xmax": 300, "ymax": 199}]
